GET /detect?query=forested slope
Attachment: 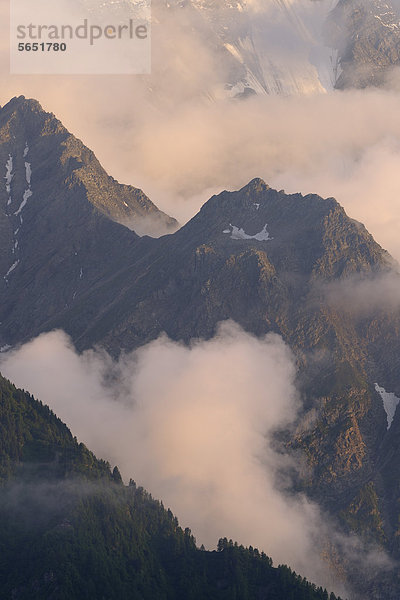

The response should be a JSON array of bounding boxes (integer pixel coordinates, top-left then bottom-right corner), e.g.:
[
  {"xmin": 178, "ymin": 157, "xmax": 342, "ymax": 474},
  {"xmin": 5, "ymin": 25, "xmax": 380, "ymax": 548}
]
[{"xmin": 0, "ymin": 373, "xmax": 340, "ymax": 600}]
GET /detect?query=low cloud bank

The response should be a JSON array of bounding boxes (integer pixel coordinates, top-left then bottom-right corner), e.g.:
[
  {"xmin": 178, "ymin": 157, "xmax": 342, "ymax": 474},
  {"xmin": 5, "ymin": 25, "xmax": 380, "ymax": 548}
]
[
  {"xmin": 0, "ymin": 322, "xmax": 393, "ymax": 596},
  {"xmin": 316, "ymin": 269, "xmax": 400, "ymax": 315}
]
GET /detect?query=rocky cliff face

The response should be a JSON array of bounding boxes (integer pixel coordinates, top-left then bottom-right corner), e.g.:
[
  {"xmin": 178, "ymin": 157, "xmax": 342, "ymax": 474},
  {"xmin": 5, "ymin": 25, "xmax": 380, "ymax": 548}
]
[{"xmin": 325, "ymin": 0, "xmax": 400, "ymax": 88}]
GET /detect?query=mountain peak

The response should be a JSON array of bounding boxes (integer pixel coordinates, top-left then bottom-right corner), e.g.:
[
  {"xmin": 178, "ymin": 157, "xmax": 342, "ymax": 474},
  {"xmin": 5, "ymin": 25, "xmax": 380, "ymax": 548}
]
[
  {"xmin": 1, "ymin": 95, "xmax": 47, "ymax": 117},
  {"xmin": 0, "ymin": 96, "xmax": 177, "ymax": 237},
  {"xmin": 239, "ymin": 178, "xmax": 270, "ymax": 194}
]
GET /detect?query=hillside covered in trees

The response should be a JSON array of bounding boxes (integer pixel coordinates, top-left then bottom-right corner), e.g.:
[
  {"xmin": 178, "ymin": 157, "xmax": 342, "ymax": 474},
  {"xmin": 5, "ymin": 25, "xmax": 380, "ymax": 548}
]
[{"xmin": 0, "ymin": 372, "xmax": 340, "ymax": 600}]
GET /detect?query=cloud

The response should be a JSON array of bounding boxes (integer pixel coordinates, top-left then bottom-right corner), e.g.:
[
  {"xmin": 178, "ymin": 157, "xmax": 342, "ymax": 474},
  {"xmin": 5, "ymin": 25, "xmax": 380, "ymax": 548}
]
[
  {"xmin": 1, "ymin": 323, "xmax": 395, "ymax": 596},
  {"xmin": 126, "ymin": 87, "xmax": 400, "ymax": 262},
  {"xmin": 315, "ymin": 269, "xmax": 400, "ymax": 316},
  {"xmin": 0, "ymin": 322, "xmax": 353, "ymax": 594}
]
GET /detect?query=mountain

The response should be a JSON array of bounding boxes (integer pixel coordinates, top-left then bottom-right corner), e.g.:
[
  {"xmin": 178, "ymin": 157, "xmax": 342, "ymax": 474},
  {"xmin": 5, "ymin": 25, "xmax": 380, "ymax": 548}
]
[
  {"xmin": 3, "ymin": 98, "xmax": 400, "ymax": 595},
  {"xmin": 0, "ymin": 96, "xmax": 177, "ymax": 235},
  {"xmin": 43, "ymin": 177, "xmax": 400, "ymax": 570},
  {"xmin": 0, "ymin": 372, "xmax": 341, "ymax": 600},
  {"xmin": 325, "ymin": 0, "xmax": 400, "ymax": 88},
  {"xmin": 0, "ymin": 96, "xmax": 177, "ymax": 348}
]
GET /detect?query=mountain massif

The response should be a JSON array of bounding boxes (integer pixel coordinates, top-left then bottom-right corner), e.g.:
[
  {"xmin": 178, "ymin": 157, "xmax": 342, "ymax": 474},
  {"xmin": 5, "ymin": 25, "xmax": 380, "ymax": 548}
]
[
  {"xmin": 2, "ymin": 97, "xmax": 400, "ymax": 597},
  {"xmin": 0, "ymin": 96, "xmax": 177, "ymax": 349}
]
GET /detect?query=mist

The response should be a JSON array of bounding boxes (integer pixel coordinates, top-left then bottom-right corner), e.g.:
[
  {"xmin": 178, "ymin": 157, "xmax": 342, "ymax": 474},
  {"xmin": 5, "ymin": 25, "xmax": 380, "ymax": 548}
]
[
  {"xmin": 317, "ymin": 269, "xmax": 400, "ymax": 315},
  {"xmin": 0, "ymin": 322, "xmax": 352, "ymax": 594},
  {"xmin": 1, "ymin": 322, "xmax": 395, "ymax": 596}
]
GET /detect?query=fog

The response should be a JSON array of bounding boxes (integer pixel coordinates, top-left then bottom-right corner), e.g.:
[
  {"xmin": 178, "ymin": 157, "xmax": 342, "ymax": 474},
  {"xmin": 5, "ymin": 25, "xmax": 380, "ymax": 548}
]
[
  {"xmin": 318, "ymin": 269, "xmax": 400, "ymax": 315},
  {"xmin": 0, "ymin": 323, "xmax": 350, "ymax": 593},
  {"xmin": 1, "ymin": 322, "xmax": 394, "ymax": 596}
]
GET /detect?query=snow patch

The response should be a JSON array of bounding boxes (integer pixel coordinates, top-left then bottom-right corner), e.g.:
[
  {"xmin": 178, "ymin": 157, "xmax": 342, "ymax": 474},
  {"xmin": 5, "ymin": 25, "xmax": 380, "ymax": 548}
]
[
  {"xmin": 23, "ymin": 142, "xmax": 29, "ymax": 158},
  {"xmin": 79, "ymin": 267, "xmax": 83, "ymax": 279},
  {"xmin": 254, "ymin": 203, "xmax": 260, "ymax": 210},
  {"xmin": 5, "ymin": 155, "xmax": 13, "ymax": 188},
  {"xmin": 224, "ymin": 42, "xmax": 244, "ymax": 64},
  {"xmin": 5, "ymin": 155, "xmax": 13, "ymax": 199},
  {"xmin": 4, "ymin": 260, "xmax": 20, "ymax": 280},
  {"xmin": 223, "ymin": 223, "xmax": 273, "ymax": 241},
  {"xmin": 25, "ymin": 162, "xmax": 32, "ymax": 185},
  {"xmin": 375, "ymin": 383, "xmax": 400, "ymax": 430},
  {"xmin": 14, "ymin": 189, "xmax": 33, "ymax": 217},
  {"xmin": 0, "ymin": 345, "xmax": 11, "ymax": 353}
]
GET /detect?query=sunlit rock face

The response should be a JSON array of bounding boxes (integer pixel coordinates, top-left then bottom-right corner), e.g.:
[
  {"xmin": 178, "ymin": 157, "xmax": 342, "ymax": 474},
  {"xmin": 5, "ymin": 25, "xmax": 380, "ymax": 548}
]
[{"xmin": 326, "ymin": 0, "xmax": 400, "ymax": 88}]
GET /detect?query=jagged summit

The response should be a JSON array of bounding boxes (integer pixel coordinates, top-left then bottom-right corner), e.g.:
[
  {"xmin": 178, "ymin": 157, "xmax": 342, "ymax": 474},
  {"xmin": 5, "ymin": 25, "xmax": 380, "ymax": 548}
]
[
  {"xmin": 239, "ymin": 177, "xmax": 270, "ymax": 194},
  {"xmin": 0, "ymin": 96, "xmax": 59, "ymax": 139},
  {"xmin": 191, "ymin": 180, "xmax": 372, "ymax": 281},
  {"xmin": 0, "ymin": 96, "xmax": 177, "ymax": 236},
  {"xmin": 47, "ymin": 179, "xmax": 392, "ymax": 352},
  {"xmin": 2, "ymin": 95, "xmax": 43, "ymax": 110},
  {"xmin": 0, "ymin": 95, "xmax": 178, "ymax": 346}
]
